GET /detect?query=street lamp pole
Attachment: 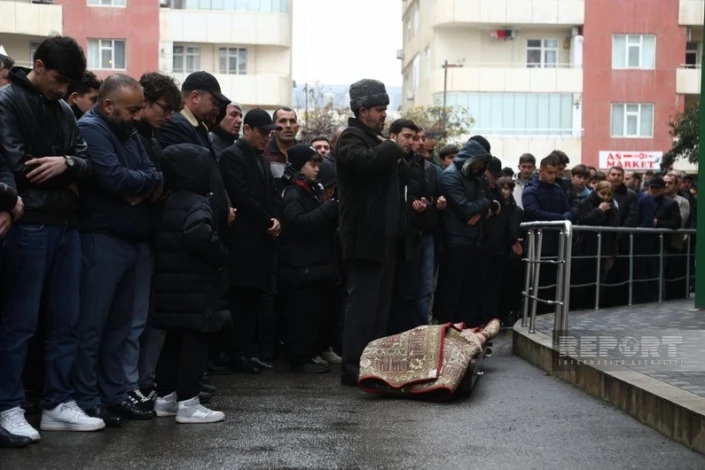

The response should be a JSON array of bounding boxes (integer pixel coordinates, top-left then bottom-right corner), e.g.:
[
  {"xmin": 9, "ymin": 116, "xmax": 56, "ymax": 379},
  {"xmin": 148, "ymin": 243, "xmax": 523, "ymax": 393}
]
[
  {"xmin": 442, "ymin": 60, "xmax": 463, "ymax": 136},
  {"xmin": 695, "ymin": 11, "xmax": 705, "ymax": 309}
]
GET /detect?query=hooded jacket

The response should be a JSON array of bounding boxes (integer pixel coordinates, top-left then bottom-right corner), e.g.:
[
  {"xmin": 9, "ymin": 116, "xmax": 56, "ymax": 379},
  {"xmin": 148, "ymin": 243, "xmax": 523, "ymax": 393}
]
[
  {"xmin": 279, "ymin": 165, "xmax": 339, "ymax": 286},
  {"xmin": 151, "ymin": 143, "xmax": 230, "ymax": 333},
  {"xmin": 0, "ymin": 67, "xmax": 92, "ymax": 225},
  {"xmin": 439, "ymin": 140, "xmax": 493, "ymax": 245},
  {"xmin": 78, "ymin": 107, "xmax": 163, "ymax": 242}
]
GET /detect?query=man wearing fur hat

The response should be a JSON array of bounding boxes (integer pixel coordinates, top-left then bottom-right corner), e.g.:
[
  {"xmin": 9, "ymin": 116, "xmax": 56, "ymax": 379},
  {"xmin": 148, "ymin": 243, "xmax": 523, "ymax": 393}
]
[{"xmin": 335, "ymin": 79, "xmax": 408, "ymax": 386}]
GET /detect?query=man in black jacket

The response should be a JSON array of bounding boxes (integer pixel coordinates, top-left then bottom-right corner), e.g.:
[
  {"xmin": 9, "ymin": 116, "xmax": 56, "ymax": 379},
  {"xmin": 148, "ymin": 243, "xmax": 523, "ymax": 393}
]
[
  {"xmin": 219, "ymin": 108, "xmax": 282, "ymax": 373},
  {"xmin": 0, "ymin": 36, "xmax": 105, "ymax": 441},
  {"xmin": 73, "ymin": 74, "xmax": 163, "ymax": 423},
  {"xmin": 336, "ymin": 79, "xmax": 407, "ymax": 385},
  {"xmin": 64, "ymin": 70, "xmax": 101, "ymax": 120},
  {"xmin": 209, "ymin": 102, "xmax": 243, "ymax": 159}
]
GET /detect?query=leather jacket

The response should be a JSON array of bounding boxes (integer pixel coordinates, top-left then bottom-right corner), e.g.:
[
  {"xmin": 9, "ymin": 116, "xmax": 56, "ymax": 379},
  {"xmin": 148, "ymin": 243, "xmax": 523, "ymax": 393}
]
[{"xmin": 0, "ymin": 67, "xmax": 92, "ymax": 225}]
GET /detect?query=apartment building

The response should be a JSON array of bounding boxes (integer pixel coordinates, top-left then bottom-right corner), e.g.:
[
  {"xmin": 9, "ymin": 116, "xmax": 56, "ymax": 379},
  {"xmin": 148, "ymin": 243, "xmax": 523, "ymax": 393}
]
[
  {"xmin": 159, "ymin": 0, "xmax": 293, "ymax": 112},
  {"xmin": 401, "ymin": 0, "xmax": 702, "ymax": 170},
  {"xmin": 0, "ymin": 0, "xmax": 159, "ymax": 78}
]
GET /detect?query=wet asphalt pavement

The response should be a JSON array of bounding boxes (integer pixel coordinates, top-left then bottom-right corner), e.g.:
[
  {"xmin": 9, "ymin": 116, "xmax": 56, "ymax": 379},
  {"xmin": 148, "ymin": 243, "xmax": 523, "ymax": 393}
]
[{"xmin": 2, "ymin": 332, "xmax": 705, "ymax": 470}]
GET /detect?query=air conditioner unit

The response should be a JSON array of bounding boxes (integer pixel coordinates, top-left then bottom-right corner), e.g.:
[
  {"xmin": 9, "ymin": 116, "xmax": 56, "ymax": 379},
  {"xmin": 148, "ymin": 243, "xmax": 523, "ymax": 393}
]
[
  {"xmin": 396, "ymin": 49, "xmax": 404, "ymax": 60},
  {"xmin": 406, "ymin": 91, "xmax": 415, "ymax": 101}
]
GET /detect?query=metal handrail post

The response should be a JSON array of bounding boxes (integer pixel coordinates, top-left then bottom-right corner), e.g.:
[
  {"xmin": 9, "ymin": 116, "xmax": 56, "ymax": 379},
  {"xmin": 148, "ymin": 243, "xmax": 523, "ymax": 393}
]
[
  {"xmin": 659, "ymin": 234, "xmax": 665, "ymax": 303},
  {"xmin": 561, "ymin": 224, "xmax": 573, "ymax": 336},
  {"xmin": 594, "ymin": 232, "xmax": 603, "ymax": 310},
  {"xmin": 628, "ymin": 234, "xmax": 634, "ymax": 307},
  {"xmin": 529, "ymin": 230, "xmax": 544, "ymax": 334},
  {"xmin": 686, "ymin": 236, "xmax": 692, "ymax": 299},
  {"xmin": 553, "ymin": 230, "xmax": 566, "ymax": 347},
  {"xmin": 521, "ymin": 230, "xmax": 535, "ymax": 328}
]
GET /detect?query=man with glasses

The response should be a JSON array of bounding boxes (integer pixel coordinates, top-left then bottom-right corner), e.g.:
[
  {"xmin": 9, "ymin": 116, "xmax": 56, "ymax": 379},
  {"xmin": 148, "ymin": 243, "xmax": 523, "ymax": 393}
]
[{"xmin": 121, "ymin": 72, "xmax": 182, "ymax": 412}]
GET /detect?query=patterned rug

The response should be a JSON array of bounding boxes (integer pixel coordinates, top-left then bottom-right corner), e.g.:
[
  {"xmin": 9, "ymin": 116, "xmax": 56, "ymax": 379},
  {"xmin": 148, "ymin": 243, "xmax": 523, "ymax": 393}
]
[{"xmin": 358, "ymin": 320, "xmax": 500, "ymax": 401}]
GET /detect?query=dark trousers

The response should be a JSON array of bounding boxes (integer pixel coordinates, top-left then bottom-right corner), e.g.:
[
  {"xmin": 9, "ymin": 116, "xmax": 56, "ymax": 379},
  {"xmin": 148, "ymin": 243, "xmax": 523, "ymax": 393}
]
[
  {"xmin": 227, "ymin": 286, "xmax": 264, "ymax": 359},
  {"xmin": 284, "ymin": 284, "xmax": 325, "ymax": 365},
  {"xmin": 321, "ymin": 281, "xmax": 344, "ymax": 353},
  {"xmin": 156, "ymin": 330, "xmax": 210, "ymax": 401},
  {"xmin": 665, "ymin": 246, "xmax": 688, "ymax": 300},
  {"xmin": 433, "ymin": 243, "xmax": 488, "ymax": 328},
  {"xmin": 341, "ymin": 239, "xmax": 397, "ymax": 380},
  {"xmin": 0, "ymin": 224, "xmax": 80, "ymax": 412},
  {"xmin": 483, "ymin": 253, "xmax": 506, "ymax": 323},
  {"xmin": 73, "ymin": 233, "xmax": 138, "ymax": 409},
  {"xmin": 498, "ymin": 255, "xmax": 523, "ymax": 322},
  {"xmin": 388, "ymin": 243, "xmax": 422, "ymax": 335}
]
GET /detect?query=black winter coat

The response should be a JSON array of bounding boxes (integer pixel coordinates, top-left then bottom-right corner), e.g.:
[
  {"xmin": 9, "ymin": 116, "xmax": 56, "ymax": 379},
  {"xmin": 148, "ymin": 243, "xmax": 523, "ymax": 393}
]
[
  {"xmin": 219, "ymin": 138, "xmax": 280, "ymax": 289},
  {"xmin": 335, "ymin": 117, "xmax": 407, "ymax": 263},
  {"xmin": 483, "ymin": 182, "xmax": 511, "ymax": 255},
  {"xmin": 152, "ymin": 144, "xmax": 230, "ymax": 333},
  {"xmin": 574, "ymin": 192, "xmax": 620, "ymax": 260},
  {"xmin": 0, "ymin": 67, "xmax": 92, "ymax": 225},
  {"xmin": 209, "ymin": 126, "xmax": 237, "ymax": 160},
  {"xmin": 279, "ymin": 166, "xmax": 338, "ymax": 287}
]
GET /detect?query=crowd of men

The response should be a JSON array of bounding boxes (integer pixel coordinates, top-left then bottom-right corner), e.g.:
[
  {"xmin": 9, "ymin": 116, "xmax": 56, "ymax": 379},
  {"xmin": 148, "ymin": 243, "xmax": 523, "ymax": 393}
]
[{"xmin": 0, "ymin": 35, "xmax": 697, "ymax": 448}]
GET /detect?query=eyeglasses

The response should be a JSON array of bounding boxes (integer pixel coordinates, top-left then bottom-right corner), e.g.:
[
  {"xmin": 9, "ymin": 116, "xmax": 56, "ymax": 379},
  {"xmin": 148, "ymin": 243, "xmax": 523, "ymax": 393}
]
[{"xmin": 153, "ymin": 101, "xmax": 174, "ymax": 117}]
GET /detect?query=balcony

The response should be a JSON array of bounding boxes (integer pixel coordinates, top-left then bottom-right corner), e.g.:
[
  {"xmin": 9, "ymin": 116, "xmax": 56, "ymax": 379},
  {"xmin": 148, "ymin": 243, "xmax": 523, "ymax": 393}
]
[
  {"xmin": 161, "ymin": 8, "xmax": 291, "ymax": 47},
  {"xmin": 430, "ymin": 64, "xmax": 583, "ymax": 94},
  {"xmin": 676, "ymin": 66, "xmax": 701, "ymax": 94},
  {"xmin": 0, "ymin": 0, "xmax": 62, "ymax": 36},
  {"xmin": 172, "ymin": 72, "xmax": 292, "ymax": 108},
  {"xmin": 679, "ymin": 0, "xmax": 705, "ymax": 26},
  {"xmin": 432, "ymin": 0, "xmax": 584, "ymax": 27}
]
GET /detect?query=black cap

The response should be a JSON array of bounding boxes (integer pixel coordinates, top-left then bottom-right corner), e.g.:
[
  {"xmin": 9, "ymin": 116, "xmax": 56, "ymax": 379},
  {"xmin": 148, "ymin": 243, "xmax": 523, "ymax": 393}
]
[
  {"xmin": 182, "ymin": 71, "xmax": 230, "ymax": 105},
  {"xmin": 244, "ymin": 108, "xmax": 280, "ymax": 132},
  {"xmin": 487, "ymin": 156, "xmax": 502, "ymax": 178},
  {"xmin": 649, "ymin": 177, "xmax": 665, "ymax": 189},
  {"xmin": 288, "ymin": 144, "xmax": 318, "ymax": 172}
]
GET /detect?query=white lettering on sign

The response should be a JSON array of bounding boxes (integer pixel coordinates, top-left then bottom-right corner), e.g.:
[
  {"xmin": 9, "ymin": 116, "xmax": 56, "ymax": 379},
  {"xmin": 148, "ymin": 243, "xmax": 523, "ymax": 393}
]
[{"xmin": 598, "ymin": 151, "xmax": 663, "ymax": 170}]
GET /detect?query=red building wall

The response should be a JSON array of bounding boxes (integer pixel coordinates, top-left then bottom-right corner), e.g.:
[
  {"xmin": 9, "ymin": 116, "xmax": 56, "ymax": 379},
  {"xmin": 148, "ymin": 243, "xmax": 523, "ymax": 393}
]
[
  {"xmin": 582, "ymin": 0, "xmax": 685, "ymax": 168},
  {"xmin": 59, "ymin": 0, "xmax": 159, "ymax": 80}
]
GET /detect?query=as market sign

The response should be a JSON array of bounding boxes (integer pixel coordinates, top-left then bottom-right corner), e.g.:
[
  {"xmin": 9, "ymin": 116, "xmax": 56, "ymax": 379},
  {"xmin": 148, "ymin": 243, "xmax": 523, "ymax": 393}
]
[{"xmin": 599, "ymin": 151, "xmax": 662, "ymax": 170}]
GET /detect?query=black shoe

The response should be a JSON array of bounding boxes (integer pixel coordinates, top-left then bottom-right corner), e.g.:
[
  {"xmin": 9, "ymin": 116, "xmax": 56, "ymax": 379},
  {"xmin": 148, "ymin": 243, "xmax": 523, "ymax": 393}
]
[
  {"xmin": 340, "ymin": 374, "xmax": 359, "ymax": 387},
  {"xmin": 201, "ymin": 383, "xmax": 217, "ymax": 395},
  {"xmin": 85, "ymin": 405, "xmax": 123, "ymax": 427},
  {"xmin": 291, "ymin": 360, "xmax": 331, "ymax": 374},
  {"xmin": 207, "ymin": 362, "xmax": 232, "ymax": 376},
  {"xmin": 249, "ymin": 356, "xmax": 275, "ymax": 370},
  {"xmin": 199, "ymin": 392, "xmax": 212, "ymax": 405},
  {"xmin": 127, "ymin": 389, "xmax": 155, "ymax": 412},
  {"xmin": 106, "ymin": 400, "xmax": 155, "ymax": 420},
  {"xmin": 230, "ymin": 356, "xmax": 261, "ymax": 374},
  {"xmin": 0, "ymin": 426, "xmax": 32, "ymax": 448}
]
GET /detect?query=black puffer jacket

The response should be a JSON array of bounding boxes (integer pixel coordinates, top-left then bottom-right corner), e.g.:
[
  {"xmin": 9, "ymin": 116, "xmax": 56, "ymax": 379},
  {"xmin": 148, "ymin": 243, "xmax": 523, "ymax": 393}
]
[
  {"xmin": 151, "ymin": 143, "xmax": 230, "ymax": 333},
  {"xmin": 0, "ymin": 67, "xmax": 92, "ymax": 225},
  {"xmin": 279, "ymin": 166, "xmax": 339, "ymax": 287}
]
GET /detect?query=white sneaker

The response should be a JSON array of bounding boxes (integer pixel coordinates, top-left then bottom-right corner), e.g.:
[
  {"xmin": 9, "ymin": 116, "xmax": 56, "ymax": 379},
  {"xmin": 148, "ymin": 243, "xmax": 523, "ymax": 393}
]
[
  {"xmin": 155, "ymin": 392, "xmax": 177, "ymax": 417},
  {"xmin": 313, "ymin": 356, "xmax": 329, "ymax": 366},
  {"xmin": 0, "ymin": 407, "xmax": 40, "ymax": 442},
  {"xmin": 40, "ymin": 401, "xmax": 105, "ymax": 432},
  {"xmin": 321, "ymin": 349, "xmax": 342, "ymax": 365},
  {"xmin": 175, "ymin": 397, "xmax": 224, "ymax": 424}
]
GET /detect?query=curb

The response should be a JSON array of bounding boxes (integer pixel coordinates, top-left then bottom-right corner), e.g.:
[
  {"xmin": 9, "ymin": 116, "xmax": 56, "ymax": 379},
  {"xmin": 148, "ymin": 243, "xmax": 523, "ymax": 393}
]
[{"xmin": 512, "ymin": 324, "xmax": 705, "ymax": 455}]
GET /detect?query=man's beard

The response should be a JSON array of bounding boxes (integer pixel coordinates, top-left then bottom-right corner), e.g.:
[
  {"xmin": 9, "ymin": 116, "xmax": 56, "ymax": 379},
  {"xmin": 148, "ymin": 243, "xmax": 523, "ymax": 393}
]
[{"xmin": 108, "ymin": 109, "xmax": 134, "ymax": 133}]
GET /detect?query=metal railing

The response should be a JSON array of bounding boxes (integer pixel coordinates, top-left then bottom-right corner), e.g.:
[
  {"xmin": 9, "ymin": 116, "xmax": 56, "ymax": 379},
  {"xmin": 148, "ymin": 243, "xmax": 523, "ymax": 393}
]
[{"xmin": 520, "ymin": 221, "xmax": 697, "ymax": 346}]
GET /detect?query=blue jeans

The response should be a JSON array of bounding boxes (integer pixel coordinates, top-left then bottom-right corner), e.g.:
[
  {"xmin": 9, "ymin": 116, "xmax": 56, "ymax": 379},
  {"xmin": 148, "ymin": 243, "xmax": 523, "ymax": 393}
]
[
  {"xmin": 123, "ymin": 244, "xmax": 155, "ymax": 392},
  {"xmin": 72, "ymin": 233, "xmax": 138, "ymax": 409},
  {"xmin": 416, "ymin": 233, "xmax": 435, "ymax": 325},
  {"xmin": 0, "ymin": 224, "xmax": 81, "ymax": 412}
]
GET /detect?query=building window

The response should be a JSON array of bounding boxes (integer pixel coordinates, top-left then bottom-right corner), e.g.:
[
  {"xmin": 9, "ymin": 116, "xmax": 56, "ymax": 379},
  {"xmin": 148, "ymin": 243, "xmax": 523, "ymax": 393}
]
[
  {"xmin": 413, "ymin": 7, "xmax": 419, "ymax": 32},
  {"xmin": 219, "ymin": 47, "xmax": 247, "ymax": 75},
  {"xmin": 434, "ymin": 92, "xmax": 574, "ymax": 135},
  {"xmin": 527, "ymin": 39, "xmax": 558, "ymax": 68},
  {"xmin": 611, "ymin": 103, "xmax": 654, "ymax": 138},
  {"xmin": 173, "ymin": 45, "xmax": 201, "ymax": 73},
  {"xmin": 686, "ymin": 41, "xmax": 698, "ymax": 69},
  {"xmin": 612, "ymin": 34, "xmax": 656, "ymax": 69},
  {"xmin": 182, "ymin": 0, "xmax": 290, "ymax": 12},
  {"xmin": 412, "ymin": 54, "xmax": 420, "ymax": 89},
  {"xmin": 405, "ymin": 18, "xmax": 412, "ymax": 43},
  {"xmin": 87, "ymin": 0, "xmax": 126, "ymax": 6},
  {"xmin": 425, "ymin": 47, "xmax": 431, "ymax": 78},
  {"xmin": 87, "ymin": 39, "xmax": 126, "ymax": 70}
]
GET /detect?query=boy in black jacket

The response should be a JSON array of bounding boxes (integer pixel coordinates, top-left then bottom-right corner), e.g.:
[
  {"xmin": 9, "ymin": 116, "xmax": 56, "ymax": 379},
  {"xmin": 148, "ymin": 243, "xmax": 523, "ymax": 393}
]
[
  {"xmin": 279, "ymin": 145, "xmax": 339, "ymax": 374},
  {"xmin": 152, "ymin": 144, "xmax": 230, "ymax": 424}
]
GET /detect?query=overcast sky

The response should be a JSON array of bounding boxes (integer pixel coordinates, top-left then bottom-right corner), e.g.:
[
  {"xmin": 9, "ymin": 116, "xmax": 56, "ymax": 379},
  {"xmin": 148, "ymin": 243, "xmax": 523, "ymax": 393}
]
[{"xmin": 292, "ymin": 0, "xmax": 403, "ymax": 87}]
